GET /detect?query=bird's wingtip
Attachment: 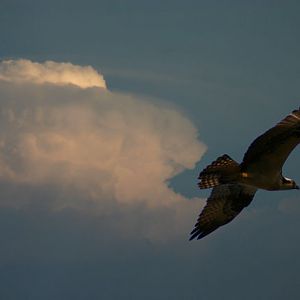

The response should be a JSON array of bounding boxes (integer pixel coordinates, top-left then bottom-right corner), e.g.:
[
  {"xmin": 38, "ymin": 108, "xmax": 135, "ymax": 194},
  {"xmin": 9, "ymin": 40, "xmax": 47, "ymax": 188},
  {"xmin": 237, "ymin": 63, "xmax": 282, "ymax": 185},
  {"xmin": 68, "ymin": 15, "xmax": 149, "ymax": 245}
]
[{"xmin": 189, "ymin": 230, "xmax": 206, "ymax": 241}]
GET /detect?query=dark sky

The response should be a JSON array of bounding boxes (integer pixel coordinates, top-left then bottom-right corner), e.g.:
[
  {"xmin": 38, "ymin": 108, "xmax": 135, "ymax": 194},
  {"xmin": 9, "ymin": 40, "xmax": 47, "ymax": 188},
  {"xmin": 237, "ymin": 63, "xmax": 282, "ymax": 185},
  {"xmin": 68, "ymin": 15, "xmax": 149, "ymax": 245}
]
[{"xmin": 0, "ymin": 1, "xmax": 300, "ymax": 299}]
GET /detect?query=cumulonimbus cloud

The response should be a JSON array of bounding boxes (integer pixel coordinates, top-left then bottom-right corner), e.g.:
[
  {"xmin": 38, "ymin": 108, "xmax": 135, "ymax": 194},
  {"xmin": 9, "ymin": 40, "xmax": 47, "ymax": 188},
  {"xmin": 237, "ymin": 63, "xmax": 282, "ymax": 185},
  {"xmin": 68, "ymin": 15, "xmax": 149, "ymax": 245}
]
[
  {"xmin": 0, "ymin": 59, "xmax": 206, "ymax": 240},
  {"xmin": 0, "ymin": 59, "xmax": 106, "ymax": 88}
]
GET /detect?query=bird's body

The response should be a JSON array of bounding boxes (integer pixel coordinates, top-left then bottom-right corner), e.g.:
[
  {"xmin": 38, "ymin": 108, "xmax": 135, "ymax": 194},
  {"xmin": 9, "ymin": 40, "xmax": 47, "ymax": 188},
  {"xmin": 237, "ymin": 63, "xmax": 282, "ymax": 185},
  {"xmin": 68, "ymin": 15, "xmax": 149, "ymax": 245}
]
[{"xmin": 190, "ymin": 108, "xmax": 300, "ymax": 240}]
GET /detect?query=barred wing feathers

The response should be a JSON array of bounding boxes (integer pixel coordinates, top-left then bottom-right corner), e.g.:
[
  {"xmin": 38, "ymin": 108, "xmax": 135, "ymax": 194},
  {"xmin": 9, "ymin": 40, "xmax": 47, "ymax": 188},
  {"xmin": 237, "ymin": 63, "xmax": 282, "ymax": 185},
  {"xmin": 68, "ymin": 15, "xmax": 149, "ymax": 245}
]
[
  {"xmin": 198, "ymin": 154, "xmax": 240, "ymax": 189},
  {"xmin": 190, "ymin": 184, "xmax": 257, "ymax": 240}
]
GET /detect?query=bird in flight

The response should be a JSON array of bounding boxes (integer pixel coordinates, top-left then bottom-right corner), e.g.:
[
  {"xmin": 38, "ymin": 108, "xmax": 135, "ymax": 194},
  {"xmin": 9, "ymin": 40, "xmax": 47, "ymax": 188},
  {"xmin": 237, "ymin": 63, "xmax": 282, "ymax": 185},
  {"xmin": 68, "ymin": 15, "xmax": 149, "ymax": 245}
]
[{"xmin": 190, "ymin": 107, "xmax": 300, "ymax": 240}]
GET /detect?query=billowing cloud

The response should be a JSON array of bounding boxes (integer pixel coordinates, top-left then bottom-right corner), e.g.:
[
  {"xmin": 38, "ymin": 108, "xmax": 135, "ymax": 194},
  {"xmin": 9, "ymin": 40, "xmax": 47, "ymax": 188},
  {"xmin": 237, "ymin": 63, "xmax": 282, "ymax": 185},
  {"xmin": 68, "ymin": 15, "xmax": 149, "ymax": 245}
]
[
  {"xmin": 0, "ymin": 59, "xmax": 206, "ymax": 239},
  {"xmin": 0, "ymin": 59, "xmax": 106, "ymax": 88}
]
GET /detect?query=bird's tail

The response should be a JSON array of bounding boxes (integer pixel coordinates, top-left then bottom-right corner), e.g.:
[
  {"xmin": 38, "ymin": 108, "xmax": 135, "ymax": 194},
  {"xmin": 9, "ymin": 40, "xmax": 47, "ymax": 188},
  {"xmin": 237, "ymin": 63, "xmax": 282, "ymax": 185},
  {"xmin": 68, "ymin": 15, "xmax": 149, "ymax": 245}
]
[{"xmin": 198, "ymin": 154, "xmax": 240, "ymax": 189}]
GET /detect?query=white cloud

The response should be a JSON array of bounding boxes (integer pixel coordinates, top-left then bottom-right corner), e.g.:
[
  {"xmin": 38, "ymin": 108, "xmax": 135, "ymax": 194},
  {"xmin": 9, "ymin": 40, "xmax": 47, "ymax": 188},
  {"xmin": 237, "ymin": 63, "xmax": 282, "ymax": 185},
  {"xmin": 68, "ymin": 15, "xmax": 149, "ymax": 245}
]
[
  {"xmin": 0, "ymin": 59, "xmax": 106, "ymax": 89},
  {"xmin": 0, "ymin": 59, "xmax": 206, "ymax": 239}
]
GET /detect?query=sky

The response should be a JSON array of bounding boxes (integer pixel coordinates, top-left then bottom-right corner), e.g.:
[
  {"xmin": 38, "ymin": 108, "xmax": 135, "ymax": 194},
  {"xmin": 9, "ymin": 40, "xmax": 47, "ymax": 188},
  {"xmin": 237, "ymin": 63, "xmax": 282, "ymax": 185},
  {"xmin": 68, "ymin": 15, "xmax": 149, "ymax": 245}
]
[{"xmin": 0, "ymin": 1, "xmax": 300, "ymax": 299}]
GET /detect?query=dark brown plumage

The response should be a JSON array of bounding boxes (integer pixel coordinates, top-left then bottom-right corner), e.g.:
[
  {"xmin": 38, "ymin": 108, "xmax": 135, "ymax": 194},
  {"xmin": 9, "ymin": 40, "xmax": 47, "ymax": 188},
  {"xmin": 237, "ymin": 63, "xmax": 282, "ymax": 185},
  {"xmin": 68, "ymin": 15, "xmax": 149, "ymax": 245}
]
[{"xmin": 190, "ymin": 107, "xmax": 300, "ymax": 240}]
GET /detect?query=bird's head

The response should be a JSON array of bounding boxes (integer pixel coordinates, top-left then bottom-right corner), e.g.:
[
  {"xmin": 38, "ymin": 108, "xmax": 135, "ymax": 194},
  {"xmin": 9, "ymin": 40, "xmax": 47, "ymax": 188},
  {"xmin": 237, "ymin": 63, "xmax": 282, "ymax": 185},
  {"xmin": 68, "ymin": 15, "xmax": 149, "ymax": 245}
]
[{"xmin": 282, "ymin": 177, "xmax": 299, "ymax": 190}]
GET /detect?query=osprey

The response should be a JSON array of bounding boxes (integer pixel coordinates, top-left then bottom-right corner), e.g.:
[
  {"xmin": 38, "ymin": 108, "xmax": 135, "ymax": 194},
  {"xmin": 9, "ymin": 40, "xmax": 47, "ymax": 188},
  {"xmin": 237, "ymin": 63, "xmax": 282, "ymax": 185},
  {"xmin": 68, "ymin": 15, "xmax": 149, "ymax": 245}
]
[{"xmin": 190, "ymin": 107, "xmax": 300, "ymax": 240}]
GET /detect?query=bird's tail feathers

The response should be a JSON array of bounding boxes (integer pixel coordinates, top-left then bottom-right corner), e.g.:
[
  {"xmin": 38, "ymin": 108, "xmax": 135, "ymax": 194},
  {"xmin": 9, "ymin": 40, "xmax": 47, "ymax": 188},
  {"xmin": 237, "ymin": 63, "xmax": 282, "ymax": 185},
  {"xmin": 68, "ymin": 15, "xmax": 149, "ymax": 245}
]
[{"xmin": 198, "ymin": 154, "xmax": 240, "ymax": 189}]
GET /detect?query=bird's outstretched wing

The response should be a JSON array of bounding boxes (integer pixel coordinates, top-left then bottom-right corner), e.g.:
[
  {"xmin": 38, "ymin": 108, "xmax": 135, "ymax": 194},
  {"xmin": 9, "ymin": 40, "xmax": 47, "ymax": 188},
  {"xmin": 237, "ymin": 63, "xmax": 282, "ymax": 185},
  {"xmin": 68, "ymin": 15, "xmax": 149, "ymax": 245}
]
[
  {"xmin": 241, "ymin": 108, "xmax": 300, "ymax": 173},
  {"xmin": 189, "ymin": 184, "xmax": 257, "ymax": 240}
]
